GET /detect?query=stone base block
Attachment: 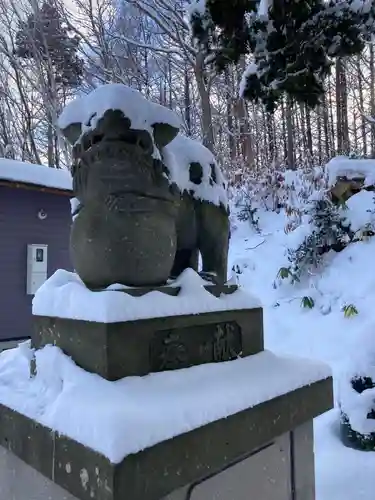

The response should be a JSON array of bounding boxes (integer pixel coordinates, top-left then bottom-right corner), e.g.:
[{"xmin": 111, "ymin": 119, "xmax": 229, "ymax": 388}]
[
  {"xmin": 0, "ymin": 435, "xmax": 294, "ymax": 500},
  {"xmin": 32, "ymin": 307, "xmax": 263, "ymax": 380},
  {"xmin": 0, "ymin": 377, "xmax": 333, "ymax": 500}
]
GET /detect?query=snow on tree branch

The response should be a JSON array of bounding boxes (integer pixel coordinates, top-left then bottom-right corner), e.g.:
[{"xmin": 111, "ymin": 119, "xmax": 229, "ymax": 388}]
[{"xmin": 188, "ymin": 0, "xmax": 375, "ymax": 112}]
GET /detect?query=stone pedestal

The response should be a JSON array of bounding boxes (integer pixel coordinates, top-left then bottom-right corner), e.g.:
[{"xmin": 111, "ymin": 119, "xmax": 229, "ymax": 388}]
[
  {"xmin": 0, "ymin": 282, "xmax": 333, "ymax": 500},
  {"xmin": 0, "ymin": 376, "xmax": 332, "ymax": 500},
  {"xmin": 166, "ymin": 422, "xmax": 315, "ymax": 500},
  {"xmin": 32, "ymin": 307, "xmax": 263, "ymax": 379},
  {"xmin": 0, "ymin": 422, "xmax": 315, "ymax": 500},
  {"xmin": 0, "ymin": 445, "xmax": 77, "ymax": 500}
]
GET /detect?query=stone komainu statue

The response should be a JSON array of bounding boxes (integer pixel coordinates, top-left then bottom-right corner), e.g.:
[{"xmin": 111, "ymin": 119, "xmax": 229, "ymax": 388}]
[{"xmin": 59, "ymin": 84, "xmax": 230, "ymax": 289}]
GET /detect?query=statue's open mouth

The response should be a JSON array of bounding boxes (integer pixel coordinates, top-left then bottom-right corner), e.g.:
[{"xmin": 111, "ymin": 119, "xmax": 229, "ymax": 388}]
[{"xmin": 82, "ymin": 128, "xmax": 154, "ymax": 156}]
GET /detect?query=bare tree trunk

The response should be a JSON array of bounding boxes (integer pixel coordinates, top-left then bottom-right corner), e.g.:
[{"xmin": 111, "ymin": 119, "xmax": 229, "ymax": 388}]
[
  {"xmin": 266, "ymin": 112, "xmax": 274, "ymax": 163},
  {"xmin": 281, "ymin": 98, "xmax": 288, "ymax": 161},
  {"xmin": 54, "ymin": 127, "xmax": 60, "ymax": 169},
  {"xmin": 236, "ymin": 57, "xmax": 254, "ymax": 167},
  {"xmin": 144, "ymin": 49, "xmax": 150, "ymax": 98},
  {"xmin": 184, "ymin": 65, "xmax": 191, "ymax": 135},
  {"xmin": 356, "ymin": 55, "xmax": 367, "ymax": 156},
  {"xmin": 224, "ymin": 69, "xmax": 236, "ymax": 162},
  {"xmin": 194, "ymin": 52, "xmax": 214, "ymax": 152},
  {"xmin": 261, "ymin": 107, "xmax": 268, "ymax": 165},
  {"xmin": 294, "ymin": 106, "xmax": 302, "ymax": 164},
  {"xmin": 336, "ymin": 60, "xmax": 343, "ymax": 154},
  {"xmin": 317, "ymin": 105, "xmax": 322, "ymax": 163},
  {"xmin": 253, "ymin": 104, "xmax": 260, "ymax": 168},
  {"xmin": 322, "ymin": 93, "xmax": 330, "ymax": 159},
  {"xmin": 353, "ymin": 110, "xmax": 358, "ymax": 152},
  {"xmin": 13, "ymin": 68, "xmax": 42, "ymax": 164},
  {"xmin": 299, "ymin": 103, "xmax": 307, "ymax": 154},
  {"xmin": 236, "ymin": 99, "xmax": 254, "ymax": 167},
  {"xmin": 305, "ymin": 104, "xmax": 313, "ymax": 157},
  {"xmin": 328, "ymin": 78, "xmax": 336, "ymax": 154},
  {"xmin": 336, "ymin": 58, "xmax": 349, "ymax": 155},
  {"xmin": 286, "ymin": 96, "xmax": 295, "ymax": 168},
  {"xmin": 168, "ymin": 61, "xmax": 172, "ymax": 109},
  {"xmin": 47, "ymin": 118, "xmax": 54, "ymax": 166},
  {"xmin": 370, "ymin": 44, "xmax": 375, "ymax": 157}
]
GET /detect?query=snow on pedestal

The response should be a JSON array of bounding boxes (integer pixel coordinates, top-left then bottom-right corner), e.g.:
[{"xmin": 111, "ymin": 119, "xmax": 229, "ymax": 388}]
[
  {"xmin": 32, "ymin": 268, "xmax": 256, "ymax": 323},
  {"xmin": 31, "ymin": 268, "xmax": 264, "ymax": 381},
  {"xmin": 0, "ymin": 341, "xmax": 331, "ymax": 464}
]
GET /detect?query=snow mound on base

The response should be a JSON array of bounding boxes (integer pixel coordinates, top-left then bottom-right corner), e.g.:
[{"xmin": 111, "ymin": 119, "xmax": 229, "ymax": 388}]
[
  {"xmin": 0, "ymin": 341, "xmax": 330, "ymax": 464},
  {"xmin": 32, "ymin": 268, "xmax": 259, "ymax": 323}
]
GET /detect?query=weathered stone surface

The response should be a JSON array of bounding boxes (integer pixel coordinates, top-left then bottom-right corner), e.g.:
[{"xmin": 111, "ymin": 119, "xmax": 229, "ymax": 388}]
[
  {"xmin": 0, "ymin": 404, "xmax": 54, "ymax": 480},
  {"xmin": 0, "ymin": 424, "xmax": 313, "ymax": 500},
  {"xmin": 33, "ymin": 306, "xmax": 263, "ymax": 380},
  {"xmin": 165, "ymin": 435, "xmax": 292, "ymax": 500},
  {"xmin": 0, "ymin": 376, "xmax": 333, "ymax": 500},
  {"xmin": 290, "ymin": 421, "xmax": 315, "ymax": 500},
  {"xmin": 0, "ymin": 445, "xmax": 78, "ymax": 500}
]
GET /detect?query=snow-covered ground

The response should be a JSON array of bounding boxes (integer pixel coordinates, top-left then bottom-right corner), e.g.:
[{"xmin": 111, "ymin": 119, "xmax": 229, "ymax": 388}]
[{"xmin": 230, "ymin": 210, "xmax": 375, "ymax": 500}]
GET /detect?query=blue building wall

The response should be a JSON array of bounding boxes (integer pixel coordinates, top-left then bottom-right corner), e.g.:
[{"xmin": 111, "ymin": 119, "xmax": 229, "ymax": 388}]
[{"xmin": 0, "ymin": 185, "xmax": 72, "ymax": 340}]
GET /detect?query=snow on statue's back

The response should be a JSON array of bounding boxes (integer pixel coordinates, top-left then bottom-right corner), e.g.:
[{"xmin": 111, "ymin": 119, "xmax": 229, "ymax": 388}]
[{"xmin": 163, "ymin": 133, "xmax": 228, "ymax": 208}]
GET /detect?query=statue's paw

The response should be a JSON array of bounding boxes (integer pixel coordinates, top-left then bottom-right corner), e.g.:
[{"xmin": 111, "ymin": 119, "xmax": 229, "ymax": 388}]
[{"xmin": 199, "ymin": 271, "xmax": 219, "ymax": 285}]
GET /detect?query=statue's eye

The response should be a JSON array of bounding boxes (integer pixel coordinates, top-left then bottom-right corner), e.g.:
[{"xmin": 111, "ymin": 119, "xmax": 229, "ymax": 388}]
[
  {"xmin": 71, "ymin": 160, "xmax": 83, "ymax": 179},
  {"xmin": 210, "ymin": 163, "xmax": 217, "ymax": 183},
  {"xmin": 137, "ymin": 131, "xmax": 153, "ymax": 154},
  {"xmin": 91, "ymin": 134, "xmax": 104, "ymax": 146},
  {"xmin": 189, "ymin": 162, "xmax": 203, "ymax": 185},
  {"xmin": 85, "ymin": 113, "xmax": 97, "ymax": 127}
]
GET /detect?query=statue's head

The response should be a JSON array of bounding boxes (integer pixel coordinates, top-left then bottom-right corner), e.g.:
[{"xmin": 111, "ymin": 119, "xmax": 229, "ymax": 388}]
[{"xmin": 58, "ymin": 84, "xmax": 180, "ymax": 205}]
